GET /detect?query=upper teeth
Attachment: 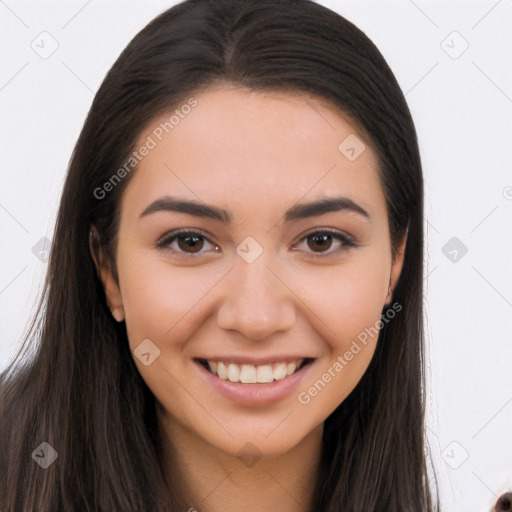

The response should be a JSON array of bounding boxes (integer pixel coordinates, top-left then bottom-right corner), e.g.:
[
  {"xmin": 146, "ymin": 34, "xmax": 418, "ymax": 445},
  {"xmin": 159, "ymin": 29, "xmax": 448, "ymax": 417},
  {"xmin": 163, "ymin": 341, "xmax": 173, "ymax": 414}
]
[{"xmin": 206, "ymin": 359, "xmax": 304, "ymax": 383}]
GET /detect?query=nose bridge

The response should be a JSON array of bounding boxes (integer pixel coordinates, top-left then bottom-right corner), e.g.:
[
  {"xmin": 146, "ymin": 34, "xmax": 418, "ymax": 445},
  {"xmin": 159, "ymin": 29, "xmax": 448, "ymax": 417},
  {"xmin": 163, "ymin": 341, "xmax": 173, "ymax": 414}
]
[{"xmin": 216, "ymin": 247, "xmax": 295, "ymax": 340}]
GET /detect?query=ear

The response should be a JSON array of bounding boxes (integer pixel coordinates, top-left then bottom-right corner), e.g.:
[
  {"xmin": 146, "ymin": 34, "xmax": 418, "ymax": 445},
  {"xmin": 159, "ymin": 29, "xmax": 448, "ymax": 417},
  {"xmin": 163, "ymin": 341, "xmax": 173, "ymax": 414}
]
[
  {"xmin": 89, "ymin": 224, "xmax": 124, "ymax": 321},
  {"xmin": 385, "ymin": 229, "xmax": 408, "ymax": 305}
]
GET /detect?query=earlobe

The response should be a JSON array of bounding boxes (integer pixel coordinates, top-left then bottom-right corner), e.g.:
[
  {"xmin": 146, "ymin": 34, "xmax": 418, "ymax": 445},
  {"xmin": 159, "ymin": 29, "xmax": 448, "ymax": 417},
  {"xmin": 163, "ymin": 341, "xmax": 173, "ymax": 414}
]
[{"xmin": 111, "ymin": 306, "xmax": 125, "ymax": 322}]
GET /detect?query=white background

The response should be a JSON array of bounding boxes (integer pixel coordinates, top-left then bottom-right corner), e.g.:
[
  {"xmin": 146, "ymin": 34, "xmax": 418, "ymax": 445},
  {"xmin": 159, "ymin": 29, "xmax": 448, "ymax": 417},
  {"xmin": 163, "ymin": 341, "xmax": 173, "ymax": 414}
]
[{"xmin": 1, "ymin": 1, "xmax": 511, "ymax": 510}]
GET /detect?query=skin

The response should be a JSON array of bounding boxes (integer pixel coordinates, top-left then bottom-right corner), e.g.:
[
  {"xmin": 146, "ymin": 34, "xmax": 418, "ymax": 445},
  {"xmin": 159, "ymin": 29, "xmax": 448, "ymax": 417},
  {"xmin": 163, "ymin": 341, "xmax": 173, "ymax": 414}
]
[{"xmin": 91, "ymin": 84, "xmax": 406, "ymax": 512}]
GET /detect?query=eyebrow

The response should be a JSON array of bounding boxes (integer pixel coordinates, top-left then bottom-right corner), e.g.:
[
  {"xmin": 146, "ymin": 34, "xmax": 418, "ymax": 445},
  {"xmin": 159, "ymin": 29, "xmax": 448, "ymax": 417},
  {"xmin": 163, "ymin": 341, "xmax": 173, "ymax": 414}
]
[{"xmin": 139, "ymin": 195, "xmax": 371, "ymax": 224}]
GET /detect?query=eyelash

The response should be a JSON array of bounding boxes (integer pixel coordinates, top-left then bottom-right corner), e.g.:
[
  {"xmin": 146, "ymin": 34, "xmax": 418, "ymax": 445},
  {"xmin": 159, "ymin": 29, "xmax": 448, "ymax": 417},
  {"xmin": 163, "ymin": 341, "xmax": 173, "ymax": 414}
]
[{"xmin": 155, "ymin": 228, "xmax": 358, "ymax": 259}]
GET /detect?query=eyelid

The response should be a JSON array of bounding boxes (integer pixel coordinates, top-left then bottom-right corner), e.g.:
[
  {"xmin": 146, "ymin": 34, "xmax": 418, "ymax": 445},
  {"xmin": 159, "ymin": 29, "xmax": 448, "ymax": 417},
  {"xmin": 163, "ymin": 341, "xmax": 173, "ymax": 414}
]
[
  {"xmin": 291, "ymin": 228, "xmax": 357, "ymax": 257},
  {"xmin": 155, "ymin": 228, "xmax": 218, "ymax": 255},
  {"xmin": 156, "ymin": 227, "xmax": 357, "ymax": 257}
]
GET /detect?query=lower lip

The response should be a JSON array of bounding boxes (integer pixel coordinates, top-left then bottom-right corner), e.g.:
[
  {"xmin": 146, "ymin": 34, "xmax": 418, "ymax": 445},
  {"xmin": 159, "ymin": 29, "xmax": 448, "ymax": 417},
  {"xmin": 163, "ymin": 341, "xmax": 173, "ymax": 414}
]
[{"xmin": 194, "ymin": 359, "xmax": 315, "ymax": 407}]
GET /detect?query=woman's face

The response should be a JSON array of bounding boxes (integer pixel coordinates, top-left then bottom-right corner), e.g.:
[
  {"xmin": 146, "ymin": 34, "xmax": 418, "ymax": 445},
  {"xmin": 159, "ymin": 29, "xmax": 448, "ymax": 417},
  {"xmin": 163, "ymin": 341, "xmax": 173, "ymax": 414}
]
[{"xmin": 95, "ymin": 85, "xmax": 405, "ymax": 458}]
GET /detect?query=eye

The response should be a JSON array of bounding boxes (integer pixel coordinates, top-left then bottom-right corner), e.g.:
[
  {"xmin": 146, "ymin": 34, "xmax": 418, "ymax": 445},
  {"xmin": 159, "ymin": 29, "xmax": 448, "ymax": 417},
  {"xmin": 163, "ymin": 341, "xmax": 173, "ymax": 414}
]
[
  {"xmin": 292, "ymin": 229, "xmax": 357, "ymax": 257},
  {"xmin": 156, "ymin": 228, "xmax": 357, "ymax": 259},
  {"xmin": 156, "ymin": 229, "xmax": 220, "ymax": 257}
]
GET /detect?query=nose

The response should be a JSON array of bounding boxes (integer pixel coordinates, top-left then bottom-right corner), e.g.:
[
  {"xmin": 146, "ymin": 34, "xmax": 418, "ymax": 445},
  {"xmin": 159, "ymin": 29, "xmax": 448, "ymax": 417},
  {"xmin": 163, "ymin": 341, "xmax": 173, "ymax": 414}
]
[{"xmin": 216, "ymin": 253, "xmax": 296, "ymax": 341}]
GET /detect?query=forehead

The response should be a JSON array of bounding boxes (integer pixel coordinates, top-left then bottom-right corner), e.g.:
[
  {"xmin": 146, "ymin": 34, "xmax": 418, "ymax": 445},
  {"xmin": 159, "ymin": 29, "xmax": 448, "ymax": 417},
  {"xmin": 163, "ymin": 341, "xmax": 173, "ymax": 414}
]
[{"xmin": 121, "ymin": 85, "xmax": 385, "ymax": 223}]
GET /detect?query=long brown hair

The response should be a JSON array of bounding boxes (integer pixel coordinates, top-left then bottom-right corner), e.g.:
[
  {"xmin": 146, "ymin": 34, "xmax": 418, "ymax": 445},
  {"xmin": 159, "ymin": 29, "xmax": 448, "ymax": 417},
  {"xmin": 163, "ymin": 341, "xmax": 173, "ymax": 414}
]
[{"xmin": 1, "ymin": 0, "xmax": 439, "ymax": 510}]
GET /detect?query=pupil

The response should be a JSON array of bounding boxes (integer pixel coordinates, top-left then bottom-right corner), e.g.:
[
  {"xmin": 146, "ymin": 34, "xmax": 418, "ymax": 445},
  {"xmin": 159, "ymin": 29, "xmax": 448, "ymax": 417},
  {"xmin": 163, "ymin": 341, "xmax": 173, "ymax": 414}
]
[
  {"xmin": 308, "ymin": 234, "xmax": 331, "ymax": 252},
  {"xmin": 179, "ymin": 235, "xmax": 203, "ymax": 252}
]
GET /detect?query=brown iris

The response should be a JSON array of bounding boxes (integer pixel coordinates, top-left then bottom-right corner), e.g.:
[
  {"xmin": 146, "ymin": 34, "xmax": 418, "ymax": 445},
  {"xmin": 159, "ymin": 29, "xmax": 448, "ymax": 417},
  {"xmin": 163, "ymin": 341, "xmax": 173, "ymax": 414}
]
[
  {"xmin": 307, "ymin": 233, "xmax": 333, "ymax": 253},
  {"xmin": 177, "ymin": 234, "xmax": 204, "ymax": 253}
]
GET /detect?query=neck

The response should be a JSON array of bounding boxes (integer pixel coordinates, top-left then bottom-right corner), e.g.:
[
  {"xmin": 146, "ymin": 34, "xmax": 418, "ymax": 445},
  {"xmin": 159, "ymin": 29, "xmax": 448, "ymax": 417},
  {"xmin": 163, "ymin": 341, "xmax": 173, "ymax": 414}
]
[{"xmin": 158, "ymin": 411, "xmax": 324, "ymax": 512}]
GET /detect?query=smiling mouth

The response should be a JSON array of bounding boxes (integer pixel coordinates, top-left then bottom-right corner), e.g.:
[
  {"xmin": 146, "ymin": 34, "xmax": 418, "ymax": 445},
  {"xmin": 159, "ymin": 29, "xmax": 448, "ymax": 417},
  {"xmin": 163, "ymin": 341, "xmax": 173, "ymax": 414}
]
[{"xmin": 196, "ymin": 358, "xmax": 314, "ymax": 384}]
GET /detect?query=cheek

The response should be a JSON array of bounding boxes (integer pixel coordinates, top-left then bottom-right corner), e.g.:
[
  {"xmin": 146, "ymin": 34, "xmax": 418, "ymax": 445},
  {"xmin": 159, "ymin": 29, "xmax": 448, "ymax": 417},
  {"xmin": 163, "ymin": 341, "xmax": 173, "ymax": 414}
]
[
  {"xmin": 118, "ymin": 253, "xmax": 227, "ymax": 351},
  {"xmin": 287, "ymin": 252, "xmax": 390, "ymax": 406},
  {"xmin": 287, "ymin": 253, "xmax": 390, "ymax": 347},
  {"xmin": 117, "ymin": 255, "xmax": 223, "ymax": 411}
]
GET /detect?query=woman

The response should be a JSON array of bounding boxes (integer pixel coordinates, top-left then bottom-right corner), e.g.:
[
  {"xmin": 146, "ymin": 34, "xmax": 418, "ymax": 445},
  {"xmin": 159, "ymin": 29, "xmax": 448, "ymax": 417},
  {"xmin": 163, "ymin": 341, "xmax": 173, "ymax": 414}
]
[{"xmin": 1, "ymin": 0, "xmax": 441, "ymax": 510}]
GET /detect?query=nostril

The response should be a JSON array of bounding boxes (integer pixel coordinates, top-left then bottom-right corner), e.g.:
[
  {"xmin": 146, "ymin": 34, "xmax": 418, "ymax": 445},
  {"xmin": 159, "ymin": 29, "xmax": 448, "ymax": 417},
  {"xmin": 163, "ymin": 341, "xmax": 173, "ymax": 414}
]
[{"xmin": 494, "ymin": 492, "xmax": 512, "ymax": 512}]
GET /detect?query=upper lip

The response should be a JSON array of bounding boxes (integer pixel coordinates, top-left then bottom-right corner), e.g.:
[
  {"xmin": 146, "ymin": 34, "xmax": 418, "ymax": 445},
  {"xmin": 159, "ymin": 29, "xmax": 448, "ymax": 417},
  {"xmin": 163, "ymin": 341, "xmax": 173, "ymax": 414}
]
[{"xmin": 195, "ymin": 356, "xmax": 315, "ymax": 365}]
